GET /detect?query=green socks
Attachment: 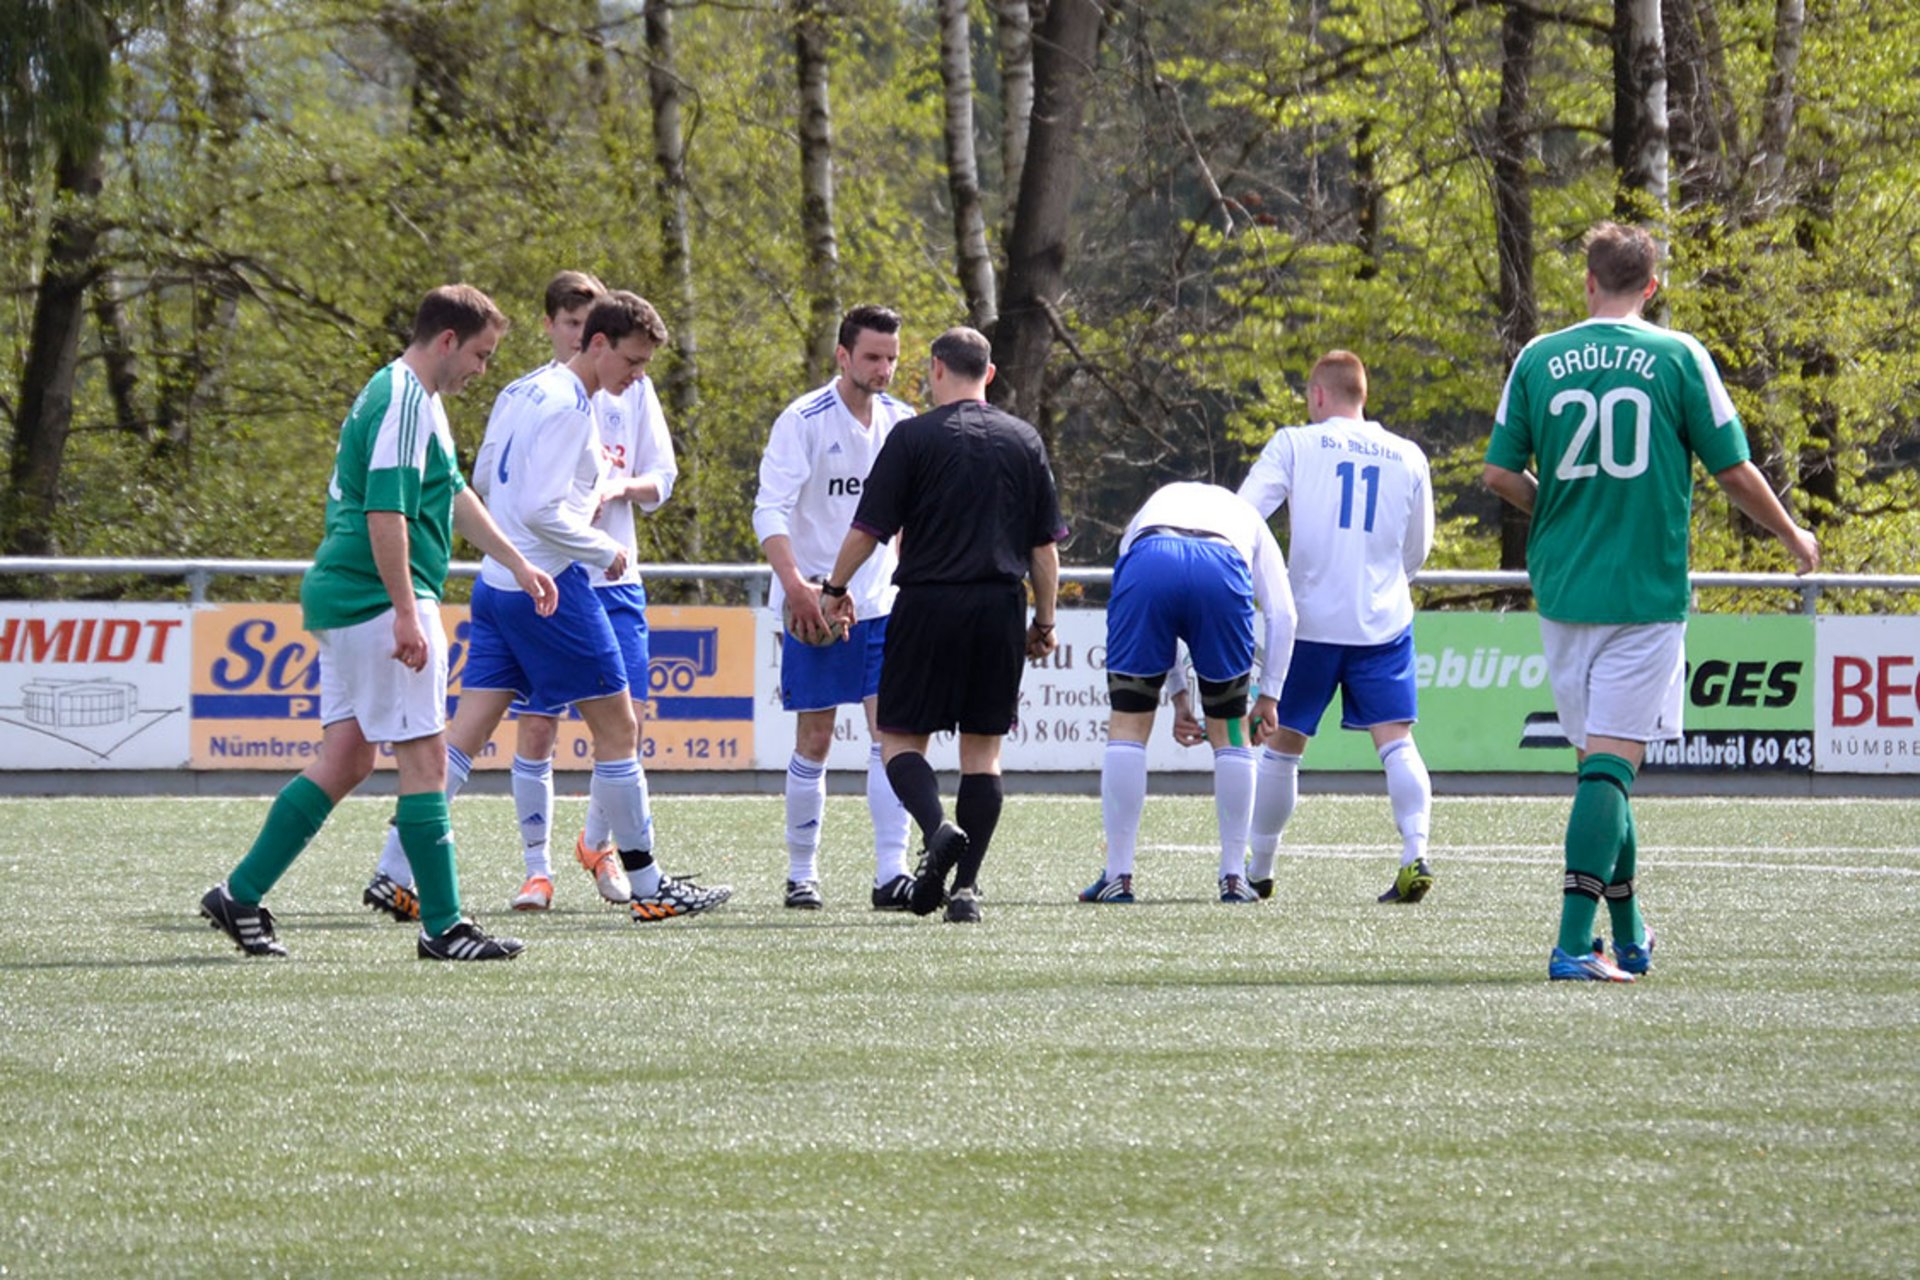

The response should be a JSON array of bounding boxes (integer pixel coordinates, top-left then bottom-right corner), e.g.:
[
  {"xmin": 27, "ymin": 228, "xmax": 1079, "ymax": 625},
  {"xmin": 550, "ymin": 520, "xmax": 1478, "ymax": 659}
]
[
  {"xmin": 228, "ymin": 775, "xmax": 334, "ymax": 904},
  {"xmin": 1607, "ymin": 803, "xmax": 1647, "ymax": 947},
  {"xmin": 1556, "ymin": 753, "xmax": 1635, "ymax": 955},
  {"xmin": 397, "ymin": 791, "xmax": 462, "ymax": 936}
]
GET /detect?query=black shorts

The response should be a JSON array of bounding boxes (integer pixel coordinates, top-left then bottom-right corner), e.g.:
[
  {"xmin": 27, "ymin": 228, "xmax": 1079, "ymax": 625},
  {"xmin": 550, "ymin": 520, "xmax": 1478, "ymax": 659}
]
[{"xmin": 878, "ymin": 582, "xmax": 1027, "ymax": 736}]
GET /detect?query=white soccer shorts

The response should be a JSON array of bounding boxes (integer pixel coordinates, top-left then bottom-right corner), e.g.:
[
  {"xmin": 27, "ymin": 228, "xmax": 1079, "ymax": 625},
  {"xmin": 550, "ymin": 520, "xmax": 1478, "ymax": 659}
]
[
  {"xmin": 314, "ymin": 598, "xmax": 449, "ymax": 745},
  {"xmin": 1538, "ymin": 617, "xmax": 1685, "ymax": 751}
]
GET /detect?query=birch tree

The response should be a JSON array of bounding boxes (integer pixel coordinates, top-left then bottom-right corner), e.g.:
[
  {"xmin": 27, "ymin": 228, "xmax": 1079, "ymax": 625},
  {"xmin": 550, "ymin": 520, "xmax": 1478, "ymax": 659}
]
[
  {"xmin": 938, "ymin": 0, "xmax": 997, "ymax": 328},
  {"xmin": 792, "ymin": 0, "xmax": 840, "ymax": 377}
]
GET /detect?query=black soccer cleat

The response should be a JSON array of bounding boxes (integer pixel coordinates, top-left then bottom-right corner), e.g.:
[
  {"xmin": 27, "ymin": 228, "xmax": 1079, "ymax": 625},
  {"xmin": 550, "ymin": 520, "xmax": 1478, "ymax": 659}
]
[
  {"xmin": 416, "ymin": 919, "xmax": 526, "ymax": 961},
  {"xmin": 943, "ymin": 888, "xmax": 982, "ymax": 924},
  {"xmin": 871, "ymin": 873, "xmax": 914, "ymax": 912},
  {"xmin": 199, "ymin": 883, "xmax": 288, "ymax": 958},
  {"xmin": 909, "ymin": 822, "xmax": 969, "ymax": 917},
  {"xmin": 1250, "ymin": 877, "xmax": 1275, "ymax": 901},
  {"xmin": 784, "ymin": 879, "xmax": 824, "ymax": 910},
  {"xmin": 362, "ymin": 873, "xmax": 420, "ymax": 923}
]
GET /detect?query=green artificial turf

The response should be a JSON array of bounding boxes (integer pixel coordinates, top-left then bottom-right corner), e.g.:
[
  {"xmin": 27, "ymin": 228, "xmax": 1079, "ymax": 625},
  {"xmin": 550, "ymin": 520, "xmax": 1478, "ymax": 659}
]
[{"xmin": 1, "ymin": 793, "xmax": 1915, "ymax": 1277}]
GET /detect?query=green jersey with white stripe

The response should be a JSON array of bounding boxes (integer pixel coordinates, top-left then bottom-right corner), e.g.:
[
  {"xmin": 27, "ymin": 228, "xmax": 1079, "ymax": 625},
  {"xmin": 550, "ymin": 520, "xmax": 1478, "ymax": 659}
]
[
  {"xmin": 301, "ymin": 359, "xmax": 467, "ymax": 631},
  {"xmin": 1486, "ymin": 316, "xmax": 1750, "ymax": 623}
]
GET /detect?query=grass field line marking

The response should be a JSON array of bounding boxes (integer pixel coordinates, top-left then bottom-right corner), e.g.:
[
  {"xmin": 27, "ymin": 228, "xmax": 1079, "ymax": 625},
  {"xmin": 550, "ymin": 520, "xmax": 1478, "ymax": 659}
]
[{"xmin": 1142, "ymin": 843, "xmax": 1920, "ymax": 876}]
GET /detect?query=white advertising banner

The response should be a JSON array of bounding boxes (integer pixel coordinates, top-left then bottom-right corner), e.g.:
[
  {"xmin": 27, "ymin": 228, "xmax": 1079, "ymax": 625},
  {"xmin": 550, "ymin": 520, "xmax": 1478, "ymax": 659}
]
[
  {"xmin": 752, "ymin": 608, "xmax": 1208, "ymax": 772},
  {"xmin": 0, "ymin": 603, "xmax": 195, "ymax": 769},
  {"xmin": 1815, "ymin": 615, "xmax": 1920, "ymax": 774}
]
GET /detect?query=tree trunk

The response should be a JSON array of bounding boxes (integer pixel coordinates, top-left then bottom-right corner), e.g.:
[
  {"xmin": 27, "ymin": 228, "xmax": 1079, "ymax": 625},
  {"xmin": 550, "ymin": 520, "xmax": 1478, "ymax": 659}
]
[
  {"xmin": 5, "ymin": 139, "xmax": 105, "ymax": 557},
  {"xmin": 1663, "ymin": 0, "xmax": 1724, "ymax": 210},
  {"xmin": 90, "ymin": 276, "xmax": 144, "ymax": 442},
  {"xmin": 1492, "ymin": 1, "xmax": 1538, "ymax": 573},
  {"xmin": 793, "ymin": 0, "xmax": 840, "ymax": 379},
  {"xmin": 1612, "ymin": 0, "xmax": 1669, "ymax": 220},
  {"xmin": 938, "ymin": 0, "xmax": 998, "ymax": 328},
  {"xmin": 989, "ymin": 0, "xmax": 1106, "ymax": 436},
  {"xmin": 996, "ymin": 0, "xmax": 1037, "ymax": 240},
  {"xmin": 1754, "ymin": 0, "xmax": 1805, "ymax": 203},
  {"xmin": 1353, "ymin": 119, "xmax": 1381, "ymax": 281},
  {"xmin": 646, "ymin": 0, "xmax": 702, "ymax": 572}
]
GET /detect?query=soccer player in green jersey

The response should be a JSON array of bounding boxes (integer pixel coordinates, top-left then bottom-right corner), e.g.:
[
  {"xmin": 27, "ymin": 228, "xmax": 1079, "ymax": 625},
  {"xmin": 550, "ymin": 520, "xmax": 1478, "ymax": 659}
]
[
  {"xmin": 1483, "ymin": 222, "xmax": 1819, "ymax": 983},
  {"xmin": 198, "ymin": 284, "xmax": 559, "ymax": 962}
]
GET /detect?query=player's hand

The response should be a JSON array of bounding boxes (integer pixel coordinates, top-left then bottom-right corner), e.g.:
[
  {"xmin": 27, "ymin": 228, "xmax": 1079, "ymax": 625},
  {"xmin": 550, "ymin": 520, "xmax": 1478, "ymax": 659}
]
[
  {"xmin": 517, "ymin": 566, "xmax": 559, "ymax": 617},
  {"xmin": 1169, "ymin": 694, "xmax": 1205, "ymax": 747},
  {"xmin": 789, "ymin": 580, "xmax": 834, "ymax": 644},
  {"xmin": 390, "ymin": 608, "xmax": 429, "ymax": 672},
  {"xmin": 1784, "ymin": 525, "xmax": 1820, "ymax": 575},
  {"xmin": 1248, "ymin": 694, "xmax": 1279, "ymax": 747},
  {"xmin": 821, "ymin": 588, "xmax": 858, "ymax": 638},
  {"xmin": 605, "ymin": 548, "xmax": 629, "ymax": 581},
  {"xmin": 1025, "ymin": 620, "xmax": 1057, "ymax": 660}
]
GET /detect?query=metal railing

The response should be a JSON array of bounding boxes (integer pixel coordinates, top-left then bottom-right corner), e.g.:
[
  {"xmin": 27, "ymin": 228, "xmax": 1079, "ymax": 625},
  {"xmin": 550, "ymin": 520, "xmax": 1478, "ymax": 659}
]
[{"xmin": 2, "ymin": 556, "xmax": 1916, "ymax": 612}]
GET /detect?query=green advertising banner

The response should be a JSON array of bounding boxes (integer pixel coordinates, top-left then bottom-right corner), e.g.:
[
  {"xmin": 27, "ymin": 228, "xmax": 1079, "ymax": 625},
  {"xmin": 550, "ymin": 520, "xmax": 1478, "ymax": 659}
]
[{"xmin": 1298, "ymin": 613, "xmax": 1815, "ymax": 774}]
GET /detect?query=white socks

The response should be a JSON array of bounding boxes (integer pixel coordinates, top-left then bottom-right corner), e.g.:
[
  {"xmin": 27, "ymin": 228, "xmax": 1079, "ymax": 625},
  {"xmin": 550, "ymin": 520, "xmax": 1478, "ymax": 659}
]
[
  {"xmin": 785, "ymin": 753, "xmax": 826, "ymax": 882},
  {"xmin": 1213, "ymin": 745, "xmax": 1256, "ymax": 878},
  {"xmin": 376, "ymin": 743, "xmax": 472, "ymax": 885},
  {"xmin": 1099, "ymin": 740, "xmax": 1149, "ymax": 877},
  {"xmin": 867, "ymin": 744, "xmax": 912, "ymax": 883},
  {"xmin": 1379, "ymin": 737, "xmax": 1432, "ymax": 866},
  {"xmin": 1248, "ymin": 748, "xmax": 1300, "ymax": 883},
  {"xmin": 511, "ymin": 753, "xmax": 552, "ymax": 878}
]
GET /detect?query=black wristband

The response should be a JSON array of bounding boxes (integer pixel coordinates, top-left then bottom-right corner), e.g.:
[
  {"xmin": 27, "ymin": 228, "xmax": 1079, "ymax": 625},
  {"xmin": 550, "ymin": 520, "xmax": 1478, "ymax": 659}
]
[
  {"xmin": 1032, "ymin": 621, "xmax": 1054, "ymax": 632},
  {"xmin": 820, "ymin": 581, "xmax": 849, "ymax": 599}
]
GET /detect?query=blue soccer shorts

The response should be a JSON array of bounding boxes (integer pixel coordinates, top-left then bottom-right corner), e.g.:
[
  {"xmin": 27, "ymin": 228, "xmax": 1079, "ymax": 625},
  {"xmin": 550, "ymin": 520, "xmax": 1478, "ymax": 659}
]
[
  {"xmin": 780, "ymin": 615, "xmax": 887, "ymax": 713},
  {"xmin": 1274, "ymin": 625, "xmax": 1419, "ymax": 736},
  {"xmin": 463, "ymin": 564, "xmax": 628, "ymax": 714},
  {"xmin": 595, "ymin": 581, "xmax": 651, "ymax": 694},
  {"xmin": 1104, "ymin": 535, "xmax": 1256, "ymax": 683}
]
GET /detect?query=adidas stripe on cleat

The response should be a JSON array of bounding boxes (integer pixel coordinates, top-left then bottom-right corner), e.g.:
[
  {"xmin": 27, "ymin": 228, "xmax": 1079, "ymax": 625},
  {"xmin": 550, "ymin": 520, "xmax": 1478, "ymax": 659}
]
[
  {"xmin": 1612, "ymin": 927, "xmax": 1656, "ymax": 976},
  {"xmin": 629, "ymin": 874, "xmax": 732, "ymax": 922},
  {"xmin": 362, "ymin": 873, "xmax": 419, "ymax": 924},
  {"xmin": 199, "ymin": 883, "xmax": 288, "ymax": 958},
  {"xmin": 871, "ymin": 874, "xmax": 915, "ymax": 912},
  {"xmin": 417, "ymin": 919, "xmax": 525, "ymax": 961},
  {"xmin": 1078, "ymin": 872, "xmax": 1134, "ymax": 904},
  {"xmin": 1219, "ymin": 874, "xmax": 1260, "ymax": 903},
  {"xmin": 784, "ymin": 879, "xmax": 824, "ymax": 910},
  {"xmin": 1378, "ymin": 857, "xmax": 1435, "ymax": 904}
]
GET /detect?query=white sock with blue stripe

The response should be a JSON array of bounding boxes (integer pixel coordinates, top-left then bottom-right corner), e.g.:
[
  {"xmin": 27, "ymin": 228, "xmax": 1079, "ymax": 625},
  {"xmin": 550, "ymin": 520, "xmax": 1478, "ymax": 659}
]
[
  {"xmin": 866, "ymin": 744, "xmax": 911, "ymax": 883},
  {"xmin": 376, "ymin": 743, "xmax": 472, "ymax": 885},
  {"xmin": 1379, "ymin": 737, "xmax": 1432, "ymax": 867},
  {"xmin": 1213, "ymin": 745, "xmax": 1257, "ymax": 878},
  {"xmin": 512, "ymin": 754, "xmax": 553, "ymax": 878},
  {"xmin": 1248, "ymin": 747, "xmax": 1300, "ymax": 882},
  {"xmin": 1099, "ymin": 740, "xmax": 1149, "ymax": 878},
  {"xmin": 786, "ymin": 753, "xmax": 826, "ymax": 882},
  {"xmin": 593, "ymin": 757, "xmax": 658, "ymax": 896}
]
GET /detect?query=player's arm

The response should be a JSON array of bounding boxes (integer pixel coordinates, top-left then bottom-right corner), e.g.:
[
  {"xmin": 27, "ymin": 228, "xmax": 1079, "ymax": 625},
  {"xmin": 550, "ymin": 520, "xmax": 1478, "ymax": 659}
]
[
  {"xmin": 1481, "ymin": 463, "xmax": 1536, "ymax": 514},
  {"xmin": 1405, "ymin": 461, "xmax": 1436, "ymax": 575},
  {"xmin": 624, "ymin": 379, "xmax": 677, "ymax": 512},
  {"xmin": 821, "ymin": 527, "xmax": 881, "ymax": 632},
  {"xmin": 1712, "ymin": 461, "xmax": 1820, "ymax": 573},
  {"xmin": 1236, "ymin": 432, "xmax": 1294, "ymax": 518},
  {"xmin": 1027, "ymin": 539, "xmax": 1059, "ymax": 659},
  {"xmin": 366, "ymin": 512, "xmax": 429, "ymax": 671},
  {"xmin": 1248, "ymin": 522, "xmax": 1297, "ymax": 744},
  {"xmin": 453, "ymin": 488, "xmax": 558, "ymax": 616},
  {"xmin": 520, "ymin": 408, "xmax": 626, "ymax": 575}
]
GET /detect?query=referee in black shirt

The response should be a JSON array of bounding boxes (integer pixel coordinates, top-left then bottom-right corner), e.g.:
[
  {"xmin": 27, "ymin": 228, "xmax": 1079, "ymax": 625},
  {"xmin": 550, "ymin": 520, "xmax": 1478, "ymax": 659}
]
[{"xmin": 822, "ymin": 326, "xmax": 1066, "ymax": 923}]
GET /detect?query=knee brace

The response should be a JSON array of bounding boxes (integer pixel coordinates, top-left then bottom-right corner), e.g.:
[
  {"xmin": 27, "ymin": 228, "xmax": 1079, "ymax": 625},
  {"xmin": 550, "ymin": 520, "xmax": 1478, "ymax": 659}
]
[
  {"xmin": 1196, "ymin": 672, "xmax": 1251, "ymax": 721},
  {"xmin": 1107, "ymin": 671, "xmax": 1166, "ymax": 714}
]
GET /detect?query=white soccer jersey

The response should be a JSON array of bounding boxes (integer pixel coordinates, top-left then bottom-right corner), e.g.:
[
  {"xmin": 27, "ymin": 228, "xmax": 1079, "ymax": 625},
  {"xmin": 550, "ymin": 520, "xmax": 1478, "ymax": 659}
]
[
  {"xmin": 590, "ymin": 375, "xmax": 677, "ymax": 589},
  {"xmin": 1238, "ymin": 416, "xmax": 1433, "ymax": 646},
  {"xmin": 1122, "ymin": 482, "xmax": 1297, "ymax": 698},
  {"xmin": 751, "ymin": 380, "xmax": 916, "ymax": 620},
  {"xmin": 475, "ymin": 362, "xmax": 625, "ymax": 590}
]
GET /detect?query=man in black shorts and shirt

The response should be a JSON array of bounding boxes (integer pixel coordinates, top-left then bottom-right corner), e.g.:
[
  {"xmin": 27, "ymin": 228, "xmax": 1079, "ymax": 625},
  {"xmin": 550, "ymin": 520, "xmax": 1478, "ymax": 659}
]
[{"xmin": 821, "ymin": 326, "xmax": 1066, "ymax": 924}]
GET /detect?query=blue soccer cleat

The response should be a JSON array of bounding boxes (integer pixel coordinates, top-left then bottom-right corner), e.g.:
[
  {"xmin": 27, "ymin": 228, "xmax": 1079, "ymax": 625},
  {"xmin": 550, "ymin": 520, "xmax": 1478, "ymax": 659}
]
[
  {"xmin": 1612, "ymin": 927, "xmax": 1656, "ymax": 976},
  {"xmin": 1078, "ymin": 872, "xmax": 1134, "ymax": 903},
  {"xmin": 1549, "ymin": 945, "xmax": 1635, "ymax": 982}
]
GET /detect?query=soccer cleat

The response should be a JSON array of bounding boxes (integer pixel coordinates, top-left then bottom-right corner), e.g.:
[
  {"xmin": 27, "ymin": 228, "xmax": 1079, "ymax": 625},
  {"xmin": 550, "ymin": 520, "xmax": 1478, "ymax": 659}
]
[
  {"xmin": 1078, "ymin": 872, "xmax": 1135, "ymax": 904},
  {"xmin": 1612, "ymin": 927, "xmax": 1656, "ymax": 976},
  {"xmin": 417, "ymin": 919, "xmax": 526, "ymax": 961},
  {"xmin": 1250, "ymin": 877, "xmax": 1275, "ymax": 901},
  {"xmin": 628, "ymin": 874, "xmax": 732, "ymax": 923},
  {"xmin": 784, "ymin": 879, "xmax": 824, "ymax": 910},
  {"xmin": 909, "ymin": 822, "xmax": 969, "ymax": 917},
  {"xmin": 871, "ymin": 874, "xmax": 915, "ymax": 912},
  {"xmin": 1377, "ymin": 857, "xmax": 1435, "ymax": 904},
  {"xmin": 510, "ymin": 875, "xmax": 554, "ymax": 912},
  {"xmin": 1548, "ymin": 945, "xmax": 1636, "ymax": 982},
  {"xmin": 199, "ymin": 883, "xmax": 288, "ymax": 958},
  {"xmin": 362, "ymin": 873, "xmax": 420, "ymax": 924},
  {"xmin": 1219, "ymin": 874, "xmax": 1260, "ymax": 903},
  {"xmin": 944, "ymin": 887, "xmax": 982, "ymax": 924},
  {"xmin": 575, "ymin": 834, "xmax": 632, "ymax": 905}
]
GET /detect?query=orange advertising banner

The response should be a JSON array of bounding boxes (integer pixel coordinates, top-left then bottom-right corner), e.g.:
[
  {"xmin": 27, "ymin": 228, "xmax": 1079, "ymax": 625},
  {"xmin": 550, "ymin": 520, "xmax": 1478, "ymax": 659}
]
[{"xmin": 189, "ymin": 603, "xmax": 754, "ymax": 770}]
